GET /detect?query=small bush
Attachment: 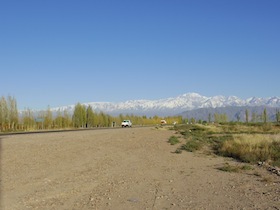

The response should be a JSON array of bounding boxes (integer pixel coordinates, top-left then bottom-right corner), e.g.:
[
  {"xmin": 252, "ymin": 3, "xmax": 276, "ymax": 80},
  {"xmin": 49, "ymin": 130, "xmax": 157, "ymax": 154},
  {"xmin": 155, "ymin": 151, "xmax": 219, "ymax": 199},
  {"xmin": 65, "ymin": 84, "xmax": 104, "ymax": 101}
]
[
  {"xmin": 217, "ymin": 163, "xmax": 253, "ymax": 173},
  {"xmin": 174, "ymin": 148, "xmax": 182, "ymax": 154},
  {"xmin": 168, "ymin": 136, "xmax": 180, "ymax": 145},
  {"xmin": 217, "ymin": 163, "xmax": 240, "ymax": 173},
  {"xmin": 262, "ymin": 123, "xmax": 272, "ymax": 132},
  {"xmin": 271, "ymin": 141, "xmax": 280, "ymax": 167},
  {"xmin": 181, "ymin": 140, "xmax": 203, "ymax": 152},
  {"xmin": 240, "ymin": 164, "xmax": 254, "ymax": 170},
  {"xmin": 272, "ymin": 159, "xmax": 280, "ymax": 167}
]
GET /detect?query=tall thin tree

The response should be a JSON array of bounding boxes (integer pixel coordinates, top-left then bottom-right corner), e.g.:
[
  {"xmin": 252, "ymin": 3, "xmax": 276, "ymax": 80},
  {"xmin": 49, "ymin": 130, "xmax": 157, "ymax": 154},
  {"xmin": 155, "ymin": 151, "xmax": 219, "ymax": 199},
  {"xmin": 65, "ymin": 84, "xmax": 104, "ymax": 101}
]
[
  {"xmin": 276, "ymin": 108, "xmax": 280, "ymax": 123},
  {"xmin": 245, "ymin": 109, "xmax": 249, "ymax": 123},
  {"xmin": 263, "ymin": 108, "xmax": 267, "ymax": 123},
  {"xmin": 73, "ymin": 103, "xmax": 86, "ymax": 128}
]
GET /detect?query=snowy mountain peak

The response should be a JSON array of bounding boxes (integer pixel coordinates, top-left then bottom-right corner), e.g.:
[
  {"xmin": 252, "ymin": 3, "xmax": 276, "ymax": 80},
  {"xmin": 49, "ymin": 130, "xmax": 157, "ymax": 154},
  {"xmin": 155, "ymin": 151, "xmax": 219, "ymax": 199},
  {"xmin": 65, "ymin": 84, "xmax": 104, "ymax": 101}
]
[
  {"xmin": 53, "ymin": 93, "xmax": 280, "ymax": 116},
  {"xmin": 181, "ymin": 92, "xmax": 202, "ymax": 98}
]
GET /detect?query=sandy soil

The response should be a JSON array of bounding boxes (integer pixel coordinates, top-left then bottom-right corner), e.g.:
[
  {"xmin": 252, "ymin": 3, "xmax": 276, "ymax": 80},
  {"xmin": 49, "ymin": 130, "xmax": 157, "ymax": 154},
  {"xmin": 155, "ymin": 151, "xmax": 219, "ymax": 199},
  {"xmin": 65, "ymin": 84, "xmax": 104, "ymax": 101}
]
[{"xmin": 1, "ymin": 127, "xmax": 280, "ymax": 210}]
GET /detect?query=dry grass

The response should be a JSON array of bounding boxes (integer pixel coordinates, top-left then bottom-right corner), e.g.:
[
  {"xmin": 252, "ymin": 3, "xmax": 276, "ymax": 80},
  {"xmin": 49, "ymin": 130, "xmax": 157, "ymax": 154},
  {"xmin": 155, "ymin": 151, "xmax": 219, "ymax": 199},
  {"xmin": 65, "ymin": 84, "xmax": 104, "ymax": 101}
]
[
  {"xmin": 192, "ymin": 123, "xmax": 280, "ymax": 135},
  {"xmin": 200, "ymin": 124, "xmax": 224, "ymax": 133},
  {"xmin": 173, "ymin": 123, "xmax": 280, "ymax": 166},
  {"xmin": 218, "ymin": 134, "xmax": 280, "ymax": 166},
  {"xmin": 217, "ymin": 123, "xmax": 279, "ymax": 134}
]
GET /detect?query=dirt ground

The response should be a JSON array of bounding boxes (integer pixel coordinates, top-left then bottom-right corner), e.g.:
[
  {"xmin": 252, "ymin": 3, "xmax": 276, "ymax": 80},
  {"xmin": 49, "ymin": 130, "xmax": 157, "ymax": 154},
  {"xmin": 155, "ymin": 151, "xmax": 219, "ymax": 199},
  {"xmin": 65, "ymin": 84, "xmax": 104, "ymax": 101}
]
[{"xmin": 1, "ymin": 127, "xmax": 280, "ymax": 210}]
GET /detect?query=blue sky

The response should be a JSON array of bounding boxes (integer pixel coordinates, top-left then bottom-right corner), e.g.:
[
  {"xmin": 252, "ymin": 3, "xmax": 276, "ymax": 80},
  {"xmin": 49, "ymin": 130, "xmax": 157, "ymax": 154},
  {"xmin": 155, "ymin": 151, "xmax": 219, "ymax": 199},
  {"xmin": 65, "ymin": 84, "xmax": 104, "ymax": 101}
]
[{"xmin": 1, "ymin": 0, "xmax": 279, "ymax": 110}]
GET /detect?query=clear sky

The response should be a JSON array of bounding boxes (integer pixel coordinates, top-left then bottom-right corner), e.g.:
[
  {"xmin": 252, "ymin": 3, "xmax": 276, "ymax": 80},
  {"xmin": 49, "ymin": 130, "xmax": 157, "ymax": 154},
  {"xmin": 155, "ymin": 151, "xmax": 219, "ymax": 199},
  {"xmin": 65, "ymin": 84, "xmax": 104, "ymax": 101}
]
[{"xmin": 1, "ymin": 0, "xmax": 279, "ymax": 110}]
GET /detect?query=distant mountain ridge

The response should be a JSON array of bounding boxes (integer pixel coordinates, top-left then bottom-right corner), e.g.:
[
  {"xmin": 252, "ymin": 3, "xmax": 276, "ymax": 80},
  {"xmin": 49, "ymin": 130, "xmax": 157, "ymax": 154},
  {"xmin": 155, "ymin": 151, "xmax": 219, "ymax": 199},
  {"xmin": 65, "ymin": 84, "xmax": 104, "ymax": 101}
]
[
  {"xmin": 179, "ymin": 106, "xmax": 279, "ymax": 122},
  {"xmin": 53, "ymin": 93, "xmax": 280, "ymax": 117}
]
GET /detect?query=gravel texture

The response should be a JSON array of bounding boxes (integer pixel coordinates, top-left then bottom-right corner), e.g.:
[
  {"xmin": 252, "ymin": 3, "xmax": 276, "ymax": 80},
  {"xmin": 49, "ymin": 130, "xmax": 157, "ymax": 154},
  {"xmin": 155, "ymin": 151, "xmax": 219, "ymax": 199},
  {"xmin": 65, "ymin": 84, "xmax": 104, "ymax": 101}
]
[{"xmin": 1, "ymin": 127, "xmax": 280, "ymax": 210}]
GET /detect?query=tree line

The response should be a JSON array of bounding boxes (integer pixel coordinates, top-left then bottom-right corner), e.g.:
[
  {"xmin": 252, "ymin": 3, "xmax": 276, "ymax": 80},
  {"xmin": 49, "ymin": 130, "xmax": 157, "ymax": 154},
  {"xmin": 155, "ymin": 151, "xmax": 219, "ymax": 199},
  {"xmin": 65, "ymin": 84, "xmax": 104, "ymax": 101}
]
[
  {"xmin": 184, "ymin": 108, "xmax": 280, "ymax": 124},
  {"xmin": 0, "ymin": 96, "xmax": 18, "ymax": 131},
  {"xmin": 0, "ymin": 96, "xmax": 183, "ymax": 132},
  {"xmin": 1, "ymin": 95, "xmax": 279, "ymax": 132}
]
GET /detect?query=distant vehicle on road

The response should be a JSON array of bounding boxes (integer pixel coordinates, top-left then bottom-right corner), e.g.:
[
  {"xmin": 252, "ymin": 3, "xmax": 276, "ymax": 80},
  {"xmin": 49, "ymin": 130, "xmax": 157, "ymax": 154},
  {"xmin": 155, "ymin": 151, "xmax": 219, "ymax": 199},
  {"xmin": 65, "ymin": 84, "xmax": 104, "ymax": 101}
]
[{"xmin": 121, "ymin": 120, "xmax": 132, "ymax": 128}]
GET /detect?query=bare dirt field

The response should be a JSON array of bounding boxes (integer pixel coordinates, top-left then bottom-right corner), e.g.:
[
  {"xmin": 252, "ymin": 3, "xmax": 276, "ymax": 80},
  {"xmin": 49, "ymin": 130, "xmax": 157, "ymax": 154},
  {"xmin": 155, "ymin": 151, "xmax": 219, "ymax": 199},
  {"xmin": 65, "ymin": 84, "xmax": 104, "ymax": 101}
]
[{"xmin": 1, "ymin": 127, "xmax": 280, "ymax": 210}]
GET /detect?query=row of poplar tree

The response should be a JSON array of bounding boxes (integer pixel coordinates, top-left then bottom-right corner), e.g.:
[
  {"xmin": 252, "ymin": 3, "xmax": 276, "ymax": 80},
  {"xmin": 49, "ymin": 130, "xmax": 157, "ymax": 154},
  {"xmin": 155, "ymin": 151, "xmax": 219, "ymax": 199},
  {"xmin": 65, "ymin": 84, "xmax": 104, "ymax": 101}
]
[
  {"xmin": 184, "ymin": 108, "xmax": 280, "ymax": 124},
  {"xmin": 0, "ymin": 96, "xmax": 183, "ymax": 132},
  {"xmin": 2, "ymin": 95, "xmax": 278, "ymax": 132}
]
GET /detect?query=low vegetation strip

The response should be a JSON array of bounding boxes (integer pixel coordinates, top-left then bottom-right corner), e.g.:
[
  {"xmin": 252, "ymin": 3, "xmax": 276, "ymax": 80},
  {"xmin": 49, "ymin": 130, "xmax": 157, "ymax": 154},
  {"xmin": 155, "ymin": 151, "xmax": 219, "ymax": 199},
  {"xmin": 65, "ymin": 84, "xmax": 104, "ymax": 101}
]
[
  {"xmin": 172, "ymin": 123, "xmax": 280, "ymax": 167},
  {"xmin": 217, "ymin": 162, "xmax": 254, "ymax": 173}
]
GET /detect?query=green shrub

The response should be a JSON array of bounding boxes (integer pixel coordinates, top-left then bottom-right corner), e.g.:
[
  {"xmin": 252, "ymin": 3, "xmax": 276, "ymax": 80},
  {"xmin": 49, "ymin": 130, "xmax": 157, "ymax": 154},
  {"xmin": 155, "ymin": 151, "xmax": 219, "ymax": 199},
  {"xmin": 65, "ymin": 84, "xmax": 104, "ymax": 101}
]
[
  {"xmin": 181, "ymin": 139, "xmax": 203, "ymax": 152},
  {"xmin": 168, "ymin": 136, "xmax": 180, "ymax": 145},
  {"xmin": 241, "ymin": 164, "xmax": 254, "ymax": 170},
  {"xmin": 174, "ymin": 148, "xmax": 182, "ymax": 154}
]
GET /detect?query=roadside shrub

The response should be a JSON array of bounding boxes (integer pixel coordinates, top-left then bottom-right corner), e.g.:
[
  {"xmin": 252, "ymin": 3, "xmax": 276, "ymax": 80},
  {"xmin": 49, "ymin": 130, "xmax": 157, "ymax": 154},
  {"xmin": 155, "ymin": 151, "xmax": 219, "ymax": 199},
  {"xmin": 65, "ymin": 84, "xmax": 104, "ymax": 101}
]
[
  {"xmin": 209, "ymin": 134, "xmax": 233, "ymax": 144},
  {"xmin": 217, "ymin": 163, "xmax": 253, "ymax": 173},
  {"xmin": 262, "ymin": 123, "xmax": 272, "ymax": 132},
  {"xmin": 217, "ymin": 163, "xmax": 240, "ymax": 173},
  {"xmin": 181, "ymin": 139, "xmax": 203, "ymax": 152},
  {"xmin": 168, "ymin": 136, "xmax": 180, "ymax": 145},
  {"xmin": 175, "ymin": 124, "xmax": 209, "ymax": 137},
  {"xmin": 174, "ymin": 148, "xmax": 182, "ymax": 154},
  {"xmin": 241, "ymin": 164, "xmax": 254, "ymax": 170},
  {"xmin": 270, "ymin": 141, "xmax": 280, "ymax": 166},
  {"xmin": 209, "ymin": 134, "xmax": 233, "ymax": 152}
]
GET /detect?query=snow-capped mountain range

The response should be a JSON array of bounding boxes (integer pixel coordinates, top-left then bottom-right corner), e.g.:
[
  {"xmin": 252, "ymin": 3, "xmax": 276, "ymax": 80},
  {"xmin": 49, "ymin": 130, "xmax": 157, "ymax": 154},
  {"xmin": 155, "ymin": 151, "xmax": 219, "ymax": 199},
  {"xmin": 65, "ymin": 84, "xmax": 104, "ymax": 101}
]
[{"xmin": 53, "ymin": 93, "xmax": 280, "ymax": 116}]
